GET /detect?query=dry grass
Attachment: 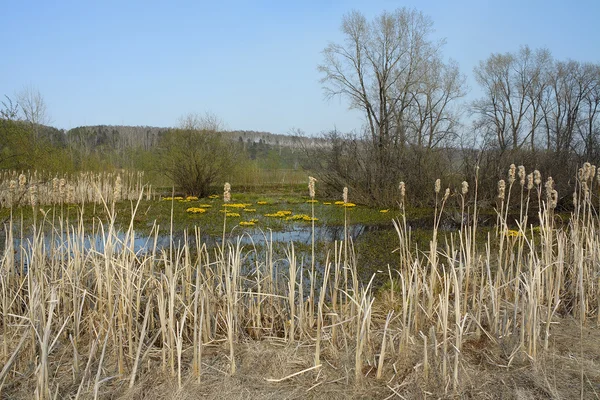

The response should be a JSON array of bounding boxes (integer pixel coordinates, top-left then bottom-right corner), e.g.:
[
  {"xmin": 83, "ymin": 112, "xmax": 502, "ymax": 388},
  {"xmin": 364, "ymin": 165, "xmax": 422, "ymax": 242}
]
[{"xmin": 1, "ymin": 164, "xmax": 600, "ymax": 399}]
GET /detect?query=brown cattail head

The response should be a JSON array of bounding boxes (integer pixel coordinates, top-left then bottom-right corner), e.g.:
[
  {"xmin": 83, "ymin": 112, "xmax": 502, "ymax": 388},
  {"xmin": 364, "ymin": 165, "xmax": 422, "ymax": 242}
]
[
  {"xmin": 545, "ymin": 176, "xmax": 554, "ymax": 199},
  {"xmin": 518, "ymin": 166, "xmax": 526, "ymax": 186},
  {"xmin": 343, "ymin": 187, "xmax": 348, "ymax": 204},
  {"xmin": 583, "ymin": 162, "xmax": 592, "ymax": 181},
  {"xmin": 308, "ymin": 176, "xmax": 317, "ymax": 199},
  {"xmin": 550, "ymin": 189, "xmax": 558, "ymax": 209},
  {"xmin": 434, "ymin": 179, "xmax": 441, "ymax": 194},
  {"xmin": 399, "ymin": 181, "xmax": 406, "ymax": 203},
  {"xmin": 224, "ymin": 182, "xmax": 231, "ymax": 203},
  {"xmin": 497, "ymin": 180, "xmax": 506, "ymax": 200},
  {"xmin": 18, "ymin": 173, "xmax": 26, "ymax": 188},
  {"xmin": 527, "ymin": 173, "xmax": 534, "ymax": 190},
  {"xmin": 443, "ymin": 188, "xmax": 450, "ymax": 201},
  {"xmin": 508, "ymin": 164, "xmax": 516, "ymax": 185},
  {"xmin": 461, "ymin": 181, "xmax": 468, "ymax": 195},
  {"xmin": 534, "ymin": 170, "xmax": 541, "ymax": 186}
]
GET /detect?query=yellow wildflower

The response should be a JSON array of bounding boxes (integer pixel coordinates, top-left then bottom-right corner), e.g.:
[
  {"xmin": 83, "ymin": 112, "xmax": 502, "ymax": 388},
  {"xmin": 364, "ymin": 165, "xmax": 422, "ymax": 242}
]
[
  {"xmin": 380, "ymin": 209, "xmax": 389, "ymax": 213},
  {"xmin": 186, "ymin": 207, "xmax": 207, "ymax": 214}
]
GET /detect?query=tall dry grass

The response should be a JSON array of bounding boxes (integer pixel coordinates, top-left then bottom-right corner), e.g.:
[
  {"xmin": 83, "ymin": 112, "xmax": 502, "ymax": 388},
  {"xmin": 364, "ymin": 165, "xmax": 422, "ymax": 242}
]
[{"xmin": 0, "ymin": 164, "xmax": 599, "ymax": 398}]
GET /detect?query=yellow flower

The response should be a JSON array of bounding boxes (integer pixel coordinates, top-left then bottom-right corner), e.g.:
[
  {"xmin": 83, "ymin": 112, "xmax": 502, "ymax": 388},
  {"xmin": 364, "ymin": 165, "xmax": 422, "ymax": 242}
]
[
  {"xmin": 208, "ymin": 194, "xmax": 219, "ymax": 199},
  {"xmin": 186, "ymin": 207, "xmax": 207, "ymax": 214},
  {"xmin": 225, "ymin": 212, "xmax": 240, "ymax": 217},
  {"xmin": 257, "ymin": 201, "xmax": 269, "ymax": 205},
  {"xmin": 223, "ymin": 203, "xmax": 251, "ymax": 209},
  {"xmin": 506, "ymin": 229, "xmax": 523, "ymax": 237},
  {"xmin": 343, "ymin": 202, "xmax": 356, "ymax": 207},
  {"xmin": 334, "ymin": 201, "xmax": 345, "ymax": 205},
  {"xmin": 243, "ymin": 208, "xmax": 256, "ymax": 212},
  {"xmin": 306, "ymin": 199, "xmax": 318, "ymax": 204},
  {"xmin": 323, "ymin": 202, "xmax": 332, "ymax": 205},
  {"xmin": 265, "ymin": 210, "xmax": 293, "ymax": 218},
  {"xmin": 198, "ymin": 204, "xmax": 212, "ymax": 208},
  {"xmin": 186, "ymin": 196, "xmax": 199, "ymax": 201},
  {"xmin": 380, "ymin": 209, "xmax": 389, "ymax": 213},
  {"xmin": 239, "ymin": 221, "xmax": 255, "ymax": 226}
]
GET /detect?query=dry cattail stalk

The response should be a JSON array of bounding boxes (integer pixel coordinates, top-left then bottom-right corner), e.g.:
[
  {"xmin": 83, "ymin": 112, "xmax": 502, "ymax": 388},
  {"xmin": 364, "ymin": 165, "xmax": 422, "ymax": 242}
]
[
  {"xmin": 518, "ymin": 166, "xmax": 526, "ymax": 186},
  {"xmin": 308, "ymin": 177, "xmax": 317, "ymax": 199},
  {"xmin": 527, "ymin": 173, "xmax": 534, "ymax": 190},
  {"xmin": 29, "ymin": 185, "xmax": 38, "ymax": 208},
  {"xmin": 508, "ymin": 164, "xmax": 516, "ymax": 185},
  {"xmin": 223, "ymin": 182, "xmax": 231, "ymax": 203},
  {"xmin": 343, "ymin": 187, "xmax": 348, "ymax": 203},
  {"xmin": 534, "ymin": 170, "xmax": 541, "ymax": 186},
  {"xmin": 434, "ymin": 179, "xmax": 441, "ymax": 194},
  {"xmin": 497, "ymin": 180, "xmax": 506, "ymax": 200},
  {"xmin": 114, "ymin": 176, "xmax": 122, "ymax": 202},
  {"xmin": 461, "ymin": 181, "xmax": 468, "ymax": 195},
  {"xmin": 573, "ymin": 191, "xmax": 578, "ymax": 207}
]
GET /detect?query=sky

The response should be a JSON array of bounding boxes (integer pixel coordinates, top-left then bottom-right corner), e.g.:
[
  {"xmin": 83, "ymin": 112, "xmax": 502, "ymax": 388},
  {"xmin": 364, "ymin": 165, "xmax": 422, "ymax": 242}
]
[{"xmin": 1, "ymin": 0, "xmax": 599, "ymax": 135}]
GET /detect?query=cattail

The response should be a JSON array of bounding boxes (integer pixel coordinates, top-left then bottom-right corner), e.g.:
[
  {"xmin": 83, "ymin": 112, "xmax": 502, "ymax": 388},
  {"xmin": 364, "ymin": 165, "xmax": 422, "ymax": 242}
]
[
  {"xmin": 434, "ymin": 179, "xmax": 441, "ymax": 194},
  {"xmin": 497, "ymin": 180, "xmax": 506, "ymax": 201},
  {"xmin": 518, "ymin": 166, "xmax": 526, "ymax": 186},
  {"xmin": 308, "ymin": 176, "xmax": 317, "ymax": 199},
  {"xmin": 114, "ymin": 175, "xmax": 122, "ymax": 202},
  {"xmin": 18, "ymin": 173, "xmax": 26, "ymax": 189},
  {"xmin": 545, "ymin": 176, "xmax": 554, "ymax": 200},
  {"xmin": 534, "ymin": 170, "xmax": 541, "ymax": 186},
  {"xmin": 583, "ymin": 162, "xmax": 592, "ymax": 181},
  {"xmin": 527, "ymin": 173, "xmax": 534, "ymax": 190},
  {"xmin": 223, "ymin": 182, "xmax": 231, "ymax": 203},
  {"xmin": 29, "ymin": 185, "xmax": 38, "ymax": 208},
  {"xmin": 578, "ymin": 168, "xmax": 585, "ymax": 181},
  {"xmin": 443, "ymin": 188, "xmax": 450, "ymax": 201},
  {"xmin": 399, "ymin": 181, "xmax": 406, "ymax": 203},
  {"xmin": 343, "ymin": 187, "xmax": 348, "ymax": 204},
  {"xmin": 461, "ymin": 181, "xmax": 468, "ymax": 195},
  {"xmin": 550, "ymin": 189, "xmax": 558, "ymax": 209},
  {"xmin": 582, "ymin": 181, "xmax": 590, "ymax": 200},
  {"xmin": 59, "ymin": 178, "xmax": 66, "ymax": 203},
  {"xmin": 508, "ymin": 164, "xmax": 516, "ymax": 185},
  {"xmin": 591, "ymin": 165, "xmax": 596, "ymax": 181},
  {"xmin": 8, "ymin": 180, "xmax": 16, "ymax": 207},
  {"xmin": 573, "ymin": 191, "xmax": 578, "ymax": 207},
  {"xmin": 66, "ymin": 184, "xmax": 75, "ymax": 204}
]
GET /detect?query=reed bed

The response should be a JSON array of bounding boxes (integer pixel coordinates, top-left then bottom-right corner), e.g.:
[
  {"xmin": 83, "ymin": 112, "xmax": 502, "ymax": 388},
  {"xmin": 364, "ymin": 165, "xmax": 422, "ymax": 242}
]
[
  {"xmin": 0, "ymin": 165, "xmax": 599, "ymax": 399},
  {"xmin": 0, "ymin": 170, "xmax": 150, "ymax": 208}
]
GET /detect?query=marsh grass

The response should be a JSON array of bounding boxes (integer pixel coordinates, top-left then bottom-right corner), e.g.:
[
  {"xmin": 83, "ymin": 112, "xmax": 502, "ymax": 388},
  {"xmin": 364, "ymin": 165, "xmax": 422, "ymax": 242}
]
[{"xmin": 0, "ymin": 165, "xmax": 599, "ymax": 398}]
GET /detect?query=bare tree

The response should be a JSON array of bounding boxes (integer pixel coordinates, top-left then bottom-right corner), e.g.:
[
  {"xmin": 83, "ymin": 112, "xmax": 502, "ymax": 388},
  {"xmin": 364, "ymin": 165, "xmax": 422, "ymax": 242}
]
[
  {"xmin": 472, "ymin": 46, "xmax": 552, "ymax": 152},
  {"xmin": 318, "ymin": 8, "xmax": 464, "ymax": 204},
  {"xmin": 15, "ymin": 85, "xmax": 51, "ymax": 141}
]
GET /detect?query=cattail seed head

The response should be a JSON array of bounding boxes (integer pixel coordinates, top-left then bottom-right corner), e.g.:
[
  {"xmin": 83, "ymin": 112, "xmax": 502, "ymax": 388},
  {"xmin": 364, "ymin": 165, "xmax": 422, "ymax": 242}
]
[
  {"xmin": 518, "ymin": 166, "xmax": 526, "ymax": 186},
  {"xmin": 545, "ymin": 176, "xmax": 554, "ymax": 199},
  {"xmin": 508, "ymin": 164, "xmax": 516, "ymax": 185},
  {"xmin": 443, "ymin": 188, "xmax": 450, "ymax": 201},
  {"xmin": 534, "ymin": 170, "xmax": 541, "ymax": 186},
  {"xmin": 308, "ymin": 176, "xmax": 317, "ymax": 198},
  {"xmin": 591, "ymin": 165, "xmax": 596, "ymax": 180},
  {"xmin": 434, "ymin": 179, "xmax": 441, "ymax": 194},
  {"xmin": 399, "ymin": 181, "xmax": 406, "ymax": 198},
  {"xmin": 461, "ymin": 181, "xmax": 468, "ymax": 195},
  {"xmin": 550, "ymin": 189, "xmax": 558, "ymax": 209},
  {"xmin": 497, "ymin": 180, "xmax": 506, "ymax": 200},
  {"xmin": 343, "ymin": 187, "xmax": 348, "ymax": 204},
  {"xmin": 18, "ymin": 173, "xmax": 26, "ymax": 188},
  {"xmin": 223, "ymin": 182, "xmax": 231, "ymax": 203},
  {"xmin": 583, "ymin": 162, "xmax": 592, "ymax": 181},
  {"xmin": 527, "ymin": 173, "xmax": 534, "ymax": 190}
]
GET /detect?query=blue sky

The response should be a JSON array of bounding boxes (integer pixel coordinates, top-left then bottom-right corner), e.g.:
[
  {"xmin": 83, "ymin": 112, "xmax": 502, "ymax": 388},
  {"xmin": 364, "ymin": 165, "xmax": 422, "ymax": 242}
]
[{"xmin": 1, "ymin": 0, "xmax": 599, "ymax": 134}]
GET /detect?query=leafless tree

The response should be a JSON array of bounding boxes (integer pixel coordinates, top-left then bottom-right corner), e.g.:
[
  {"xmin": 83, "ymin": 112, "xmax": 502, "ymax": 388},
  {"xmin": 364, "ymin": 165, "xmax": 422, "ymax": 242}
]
[{"xmin": 14, "ymin": 85, "xmax": 51, "ymax": 142}]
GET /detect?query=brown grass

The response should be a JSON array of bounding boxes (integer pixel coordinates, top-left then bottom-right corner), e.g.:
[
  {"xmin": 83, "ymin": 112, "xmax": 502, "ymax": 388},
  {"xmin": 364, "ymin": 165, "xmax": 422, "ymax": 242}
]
[{"xmin": 1, "ymin": 164, "xmax": 600, "ymax": 399}]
